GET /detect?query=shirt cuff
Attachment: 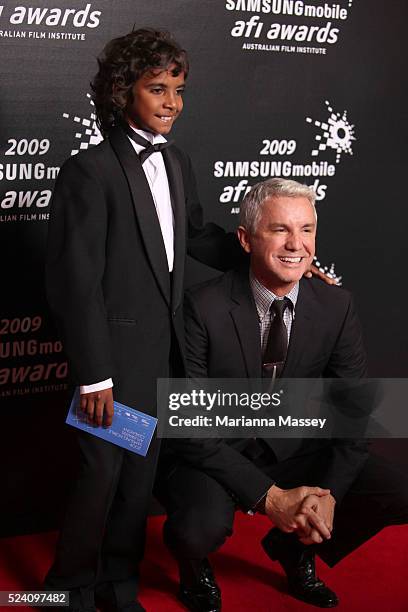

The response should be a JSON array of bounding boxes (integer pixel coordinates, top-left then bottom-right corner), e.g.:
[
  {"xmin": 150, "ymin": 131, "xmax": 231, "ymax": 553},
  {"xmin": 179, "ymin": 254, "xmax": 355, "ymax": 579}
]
[
  {"xmin": 247, "ymin": 488, "xmax": 271, "ymax": 515},
  {"xmin": 80, "ymin": 378, "xmax": 113, "ymax": 394}
]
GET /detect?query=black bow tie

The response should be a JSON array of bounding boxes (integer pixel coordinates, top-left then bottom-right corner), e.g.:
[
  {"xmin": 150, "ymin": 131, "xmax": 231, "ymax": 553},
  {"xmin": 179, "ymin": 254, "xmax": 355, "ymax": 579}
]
[{"xmin": 121, "ymin": 122, "xmax": 174, "ymax": 164}]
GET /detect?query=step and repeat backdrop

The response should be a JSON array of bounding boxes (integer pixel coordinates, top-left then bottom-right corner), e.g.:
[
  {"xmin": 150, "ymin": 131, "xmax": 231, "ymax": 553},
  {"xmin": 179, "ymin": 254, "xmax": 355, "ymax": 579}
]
[{"xmin": 1, "ymin": 0, "xmax": 407, "ymax": 534}]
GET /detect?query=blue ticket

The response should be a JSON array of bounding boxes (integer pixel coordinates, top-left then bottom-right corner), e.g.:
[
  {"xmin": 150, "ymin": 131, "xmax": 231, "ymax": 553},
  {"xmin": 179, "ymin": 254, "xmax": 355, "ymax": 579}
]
[{"xmin": 66, "ymin": 390, "xmax": 157, "ymax": 457}]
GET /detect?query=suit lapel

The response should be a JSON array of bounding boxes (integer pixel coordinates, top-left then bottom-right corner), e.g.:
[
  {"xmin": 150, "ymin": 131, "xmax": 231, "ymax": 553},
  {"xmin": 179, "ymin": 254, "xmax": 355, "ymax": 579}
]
[
  {"xmin": 229, "ymin": 269, "xmax": 263, "ymax": 378},
  {"xmin": 282, "ymin": 278, "xmax": 318, "ymax": 376},
  {"xmin": 109, "ymin": 126, "xmax": 171, "ymax": 305},
  {"xmin": 229, "ymin": 274, "xmax": 319, "ymax": 378},
  {"xmin": 162, "ymin": 147, "xmax": 186, "ymax": 312}
]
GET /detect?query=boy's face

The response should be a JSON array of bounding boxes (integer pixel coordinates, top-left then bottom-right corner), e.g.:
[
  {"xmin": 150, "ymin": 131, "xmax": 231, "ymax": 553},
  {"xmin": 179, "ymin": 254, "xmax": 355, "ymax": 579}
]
[{"xmin": 124, "ymin": 66, "xmax": 185, "ymax": 135}]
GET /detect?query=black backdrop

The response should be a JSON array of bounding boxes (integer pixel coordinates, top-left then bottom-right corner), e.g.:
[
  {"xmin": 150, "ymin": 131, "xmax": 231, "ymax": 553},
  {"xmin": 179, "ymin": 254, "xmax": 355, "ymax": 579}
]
[{"xmin": 1, "ymin": 0, "xmax": 407, "ymax": 535}]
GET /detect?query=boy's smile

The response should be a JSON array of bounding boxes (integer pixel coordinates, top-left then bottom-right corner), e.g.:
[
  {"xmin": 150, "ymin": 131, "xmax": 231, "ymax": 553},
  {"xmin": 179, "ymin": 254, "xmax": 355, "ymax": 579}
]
[{"xmin": 124, "ymin": 66, "xmax": 185, "ymax": 135}]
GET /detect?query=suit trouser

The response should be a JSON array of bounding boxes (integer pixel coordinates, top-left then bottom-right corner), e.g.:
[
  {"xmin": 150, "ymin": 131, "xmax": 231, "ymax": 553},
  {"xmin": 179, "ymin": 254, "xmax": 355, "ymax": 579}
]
[
  {"xmin": 45, "ymin": 429, "xmax": 161, "ymax": 608},
  {"xmin": 155, "ymin": 449, "xmax": 408, "ymax": 569}
]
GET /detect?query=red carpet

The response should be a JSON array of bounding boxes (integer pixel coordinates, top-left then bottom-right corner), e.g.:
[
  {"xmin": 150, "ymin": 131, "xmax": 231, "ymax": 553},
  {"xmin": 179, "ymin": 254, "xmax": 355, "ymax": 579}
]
[{"xmin": 0, "ymin": 514, "xmax": 407, "ymax": 611}]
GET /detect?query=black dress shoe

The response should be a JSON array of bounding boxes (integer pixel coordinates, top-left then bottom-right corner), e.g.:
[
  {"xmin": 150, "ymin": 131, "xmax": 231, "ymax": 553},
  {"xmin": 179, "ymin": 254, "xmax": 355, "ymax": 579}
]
[
  {"xmin": 117, "ymin": 604, "xmax": 146, "ymax": 612},
  {"xmin": 50, "ymin": 607, "xmax": 96, "ymax": 612},
  {"xmin": 262, "ymin": 528, "xmax": 339, "ymax": 608},
  {"xmin": 62, "ymin": 593, "xmax": 96, "ymax": 612},
  {"xmin": 178, "ymin": 558, "xmax": 221, "ymax": 612},
  {"xmin": 95, "ymin": 583, "xmax": 145, "ymax": 612},
  {"xmin": 49, "ymin": 608, "xmax": 95, "ymax": 612}
]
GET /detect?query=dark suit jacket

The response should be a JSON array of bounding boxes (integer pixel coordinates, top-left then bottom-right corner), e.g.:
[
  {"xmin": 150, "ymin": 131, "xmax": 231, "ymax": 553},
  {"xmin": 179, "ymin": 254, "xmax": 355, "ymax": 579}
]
[
  {"xmin": 46, "ymin": 125, "xmax": 240, "ymax": 415},
  {"xmin": 167, "ymin": 267, "xmax": 369, "ymax": 510}
]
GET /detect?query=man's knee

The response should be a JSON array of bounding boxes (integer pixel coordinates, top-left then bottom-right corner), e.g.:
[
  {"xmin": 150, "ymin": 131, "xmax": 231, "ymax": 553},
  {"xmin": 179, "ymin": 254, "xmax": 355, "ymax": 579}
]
[
  {"xmin": 164, "ymin": 507, "xmax": 233, "ymax": 559},
  {"xmin": 388, "ymin": 485, "xmax": 408, "ymax": 524},
  {"xmin": 369, "ymin": 455, "xmax": 408, "ymax": 523}
]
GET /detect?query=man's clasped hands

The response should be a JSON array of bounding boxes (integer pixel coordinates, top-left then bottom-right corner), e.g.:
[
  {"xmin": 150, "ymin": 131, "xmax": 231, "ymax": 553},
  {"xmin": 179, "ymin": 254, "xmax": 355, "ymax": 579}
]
[{"xmin": 261, "ymin": 484, "xmax": 336, "ymax": 545}]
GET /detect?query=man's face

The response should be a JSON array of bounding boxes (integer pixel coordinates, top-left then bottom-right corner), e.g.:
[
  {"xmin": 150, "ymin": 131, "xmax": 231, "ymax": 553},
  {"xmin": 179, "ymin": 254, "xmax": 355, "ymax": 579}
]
[
  {"xmin": 124, "ymin": 66, "xmax": 185, "ymax": 135},
  {"xmin": 238, "ymin": 196, "xmax": 316, "ymax": 295}
]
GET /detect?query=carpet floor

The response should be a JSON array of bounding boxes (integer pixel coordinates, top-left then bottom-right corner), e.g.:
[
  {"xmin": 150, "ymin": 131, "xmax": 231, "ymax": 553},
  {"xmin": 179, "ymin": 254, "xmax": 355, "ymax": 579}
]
[{"xmin": 0, "ymin": 514, "xmax": 407, "ymax": 611}]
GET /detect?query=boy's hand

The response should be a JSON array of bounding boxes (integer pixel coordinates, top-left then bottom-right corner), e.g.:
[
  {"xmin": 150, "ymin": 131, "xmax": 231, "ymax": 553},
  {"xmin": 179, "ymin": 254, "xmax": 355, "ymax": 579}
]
[
  {"xmin": 80, "ymin": 388, "xmax": 114, "ymax": 427},
  {"xmin": 304, "ymin": 264, "xmax": 337, "ymax": 285}
]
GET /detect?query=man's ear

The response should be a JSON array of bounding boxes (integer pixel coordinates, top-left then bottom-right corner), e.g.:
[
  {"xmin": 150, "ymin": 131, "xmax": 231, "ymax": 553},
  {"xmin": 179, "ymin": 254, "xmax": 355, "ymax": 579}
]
[{"xmin": 237, "ymin": 226, "xmax": 251, "ymax": 254}]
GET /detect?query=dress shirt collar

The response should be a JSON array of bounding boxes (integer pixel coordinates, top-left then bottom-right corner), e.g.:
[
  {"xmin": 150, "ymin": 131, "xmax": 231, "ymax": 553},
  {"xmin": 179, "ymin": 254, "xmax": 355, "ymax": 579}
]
[
  {"xmin": 128, "ymin": 124, "xmax": 167, "ymax": 146},
  {"xmin": 249, "ymin": 269, "xmax": 299, "ymax": 320}
]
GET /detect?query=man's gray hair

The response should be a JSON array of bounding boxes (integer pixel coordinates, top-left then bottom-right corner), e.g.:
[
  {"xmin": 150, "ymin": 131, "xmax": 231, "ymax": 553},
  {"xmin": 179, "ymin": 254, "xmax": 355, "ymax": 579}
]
[{"xmin": 239, "ymin": 178, "xmax": 317, "ymax": 233}]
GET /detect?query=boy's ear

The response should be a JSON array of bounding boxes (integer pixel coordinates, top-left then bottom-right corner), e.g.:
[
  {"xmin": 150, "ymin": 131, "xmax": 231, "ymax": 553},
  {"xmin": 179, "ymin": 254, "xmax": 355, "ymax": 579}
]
[
  {"xmin": 112, "ymin": 83, "xmax": 127, "ymax": 110},
  {"xmin": 237, "ymin": 226, "xmax": 251, "ymax": 254}
]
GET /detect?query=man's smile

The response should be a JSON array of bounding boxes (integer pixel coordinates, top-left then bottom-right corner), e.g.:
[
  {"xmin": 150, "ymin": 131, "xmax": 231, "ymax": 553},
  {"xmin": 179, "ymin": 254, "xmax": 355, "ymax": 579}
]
[{"xmin": 278, "ymin": 256, "xmax": 304, "ymax": 264}]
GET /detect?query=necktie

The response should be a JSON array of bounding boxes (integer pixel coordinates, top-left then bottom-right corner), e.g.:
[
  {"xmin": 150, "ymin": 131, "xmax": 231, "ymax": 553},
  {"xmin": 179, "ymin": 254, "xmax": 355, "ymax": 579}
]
[
  {"xmin": 121, "ymin": 122, "xmax": 174, "ymax": 164},
  {"xmin": 244, "ymin": 299, "xmax": 291, "ymax": 462},
  {"xmin": 262, "ymin": 298, "xmax": 290, "ymax": 379}
]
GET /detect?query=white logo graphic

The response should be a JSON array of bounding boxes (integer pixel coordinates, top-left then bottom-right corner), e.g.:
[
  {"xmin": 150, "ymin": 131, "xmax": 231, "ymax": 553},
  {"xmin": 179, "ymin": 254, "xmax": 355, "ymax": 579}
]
[
  {"xmin": 306, "ymin": 100, "xmax": 356, "ymax": 164},
  {"xmin": 4, "ymin": 3, "xmax": 101, "ymax": 28},
  {"xmin": 62, "ymin": 94, "xmax": 103, "ymax": 156}
]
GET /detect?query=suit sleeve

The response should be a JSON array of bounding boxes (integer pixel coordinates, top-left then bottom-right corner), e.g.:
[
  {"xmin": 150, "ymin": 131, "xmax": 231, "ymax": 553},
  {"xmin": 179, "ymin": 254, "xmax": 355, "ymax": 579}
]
[
  {"xmin": 178, "ymin": 151, "xmax": 245, "ymax": 271},
  {"xmin": 45, "ymin": 155, "xmax": 114, "ymax": 385},
  {"xmin": 168, "ymin": 292, "xmax": 274, "ymax": 512},
  {"xmin": 319, "ymin": 293, "xmax": 371, "ymax": 502},
  {"xmin": 324, "ymin": 293, "xmax": 367, "ymax": 379}
]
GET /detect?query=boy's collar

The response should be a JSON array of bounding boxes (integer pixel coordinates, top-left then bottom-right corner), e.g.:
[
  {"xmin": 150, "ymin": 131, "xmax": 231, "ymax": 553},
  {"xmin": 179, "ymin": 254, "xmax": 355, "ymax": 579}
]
[{"xmin": 128, "ymin": 124, "xmax": 167, "ymax": 145}]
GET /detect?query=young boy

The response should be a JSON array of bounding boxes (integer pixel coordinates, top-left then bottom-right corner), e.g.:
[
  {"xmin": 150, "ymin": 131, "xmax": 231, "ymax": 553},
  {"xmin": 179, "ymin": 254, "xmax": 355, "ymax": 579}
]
[{"xmin": 45, "ymin": 28, "xmax": 240, "ymax": 612}]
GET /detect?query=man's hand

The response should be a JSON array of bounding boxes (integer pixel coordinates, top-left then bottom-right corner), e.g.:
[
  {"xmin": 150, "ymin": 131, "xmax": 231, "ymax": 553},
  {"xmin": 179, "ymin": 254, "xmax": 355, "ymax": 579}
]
[
  {"xmin": 80, "ymin": 388, "xmax": 114, "ymax": 427},
  {"xmin": 304, "ymin": 264, "xmax": 337, "ymax": 285},
  {"xmin": 264, "ymin": 485, "xmax": 332, "ymax": 541},
  {"xmin": 295, "ymin": 493, "xmax": 336, "ymax": 545}
]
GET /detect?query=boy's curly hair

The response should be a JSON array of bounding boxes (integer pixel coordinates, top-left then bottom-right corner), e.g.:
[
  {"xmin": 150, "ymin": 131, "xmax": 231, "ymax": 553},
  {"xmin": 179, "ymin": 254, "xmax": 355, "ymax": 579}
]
[{"xmin": 91, "ymin": 28, "xmax": 189, "ymax": 136}]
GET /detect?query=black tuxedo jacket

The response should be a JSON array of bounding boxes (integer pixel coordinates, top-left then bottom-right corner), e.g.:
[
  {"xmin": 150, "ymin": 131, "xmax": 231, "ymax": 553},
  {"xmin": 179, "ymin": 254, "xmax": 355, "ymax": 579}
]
[
  {"xmin": 46, "ymin": 126, "xmax": 240, "ymax": 415},
  {"xmin": 168, "ymin": 267, "xmax": 369, "ymax": 510}
]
